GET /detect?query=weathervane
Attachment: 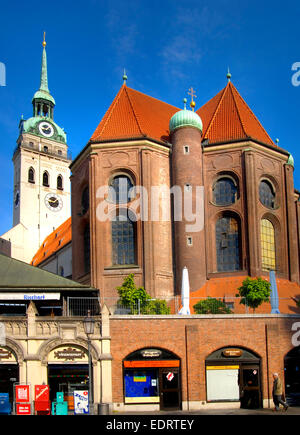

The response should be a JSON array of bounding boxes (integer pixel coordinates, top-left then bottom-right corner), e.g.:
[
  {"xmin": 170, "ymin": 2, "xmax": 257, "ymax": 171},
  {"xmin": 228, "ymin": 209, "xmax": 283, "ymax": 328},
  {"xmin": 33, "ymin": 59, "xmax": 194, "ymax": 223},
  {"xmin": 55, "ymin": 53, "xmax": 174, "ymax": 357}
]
[
  {"xmin": 188, "ymin": 87, "xmax": 197, "ymax": 111},
  {"xmin": 42, "ymin": 31, "xmax": 46, "ymax": 48}
]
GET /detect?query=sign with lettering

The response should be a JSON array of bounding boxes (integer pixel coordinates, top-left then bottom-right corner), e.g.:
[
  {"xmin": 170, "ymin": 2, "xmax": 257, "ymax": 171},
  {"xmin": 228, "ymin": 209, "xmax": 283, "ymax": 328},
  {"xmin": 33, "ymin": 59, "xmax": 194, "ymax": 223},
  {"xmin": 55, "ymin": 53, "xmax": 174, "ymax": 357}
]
[
  {"xmin": 0, "ymin": 347, "xmax": 13, "ymax": 361},
  {"xmin": 0, "ymin": 293, "xmax": 60, "ymax": 300},
  {"xmin": 74, "ymin": 391, "xmax": 89, "ymax": 415},
  {"xmin": 222, "ymin": 349, "xmax": 243, "ymax": 358},
  {"xmin": 53, "ymin": 347, "xmax": 86, "ymax": 361},
  {"xmin": 15, "ymin": 385, "xmax": 30, "ymax": 403},
  {"xmin": 16, "ymin": 404, "xmax": 31, "ymax": 415},
  {"xmin": 140, "ymin": 349, "xmax": 162, "ymax": 358}
]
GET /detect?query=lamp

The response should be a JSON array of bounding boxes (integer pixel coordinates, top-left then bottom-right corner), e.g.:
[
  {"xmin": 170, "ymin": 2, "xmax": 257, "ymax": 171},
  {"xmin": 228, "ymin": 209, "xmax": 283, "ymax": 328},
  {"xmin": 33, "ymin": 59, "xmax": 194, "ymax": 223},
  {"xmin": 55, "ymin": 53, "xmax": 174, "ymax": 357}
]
[
  {"xmin": 84, "ymin": 310, "xmax": 95, "ymax": 335},
  {"xmin": 83, "ymin": 310, "xmax": 95, "ymax": 414}
]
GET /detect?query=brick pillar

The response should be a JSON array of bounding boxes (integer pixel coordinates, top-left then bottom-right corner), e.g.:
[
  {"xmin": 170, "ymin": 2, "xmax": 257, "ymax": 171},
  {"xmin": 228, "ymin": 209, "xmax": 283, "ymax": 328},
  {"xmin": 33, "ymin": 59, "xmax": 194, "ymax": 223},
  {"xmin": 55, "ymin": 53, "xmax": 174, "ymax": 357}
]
[
  {"xmin": 244, "ymin": 149, "xmax": 260, "ymax": 277},
  {"xmin": 284, "ymin": 164, "xmax": 299, "ymax": 283},
  {"xmin": 171, "ymin": 127, "xmax": 206, "ymax": 293}
]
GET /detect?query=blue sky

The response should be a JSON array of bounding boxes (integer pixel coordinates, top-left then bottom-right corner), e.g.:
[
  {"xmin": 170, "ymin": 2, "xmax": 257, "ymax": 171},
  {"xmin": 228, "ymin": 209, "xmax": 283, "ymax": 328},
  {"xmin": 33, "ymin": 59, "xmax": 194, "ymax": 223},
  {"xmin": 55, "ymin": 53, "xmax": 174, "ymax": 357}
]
[{"xmin": 0, "ymin": 0, "xmax": 300, "ymax": 237}]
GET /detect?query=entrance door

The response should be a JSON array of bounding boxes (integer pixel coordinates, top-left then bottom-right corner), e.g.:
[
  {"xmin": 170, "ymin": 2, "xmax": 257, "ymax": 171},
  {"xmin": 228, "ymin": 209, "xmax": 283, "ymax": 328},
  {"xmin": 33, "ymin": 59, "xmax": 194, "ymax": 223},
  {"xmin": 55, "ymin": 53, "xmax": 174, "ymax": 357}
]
[
  {"xmin": 0, "ymin": 365, "xmax": 18, "ymax": 402},
  {"xmin": 159, "ymin": 368, "xmax": 181, "ymax": 410},
  {"xmin": 240, "ymin": 365, "xmax": 261, "ymax": 409}
]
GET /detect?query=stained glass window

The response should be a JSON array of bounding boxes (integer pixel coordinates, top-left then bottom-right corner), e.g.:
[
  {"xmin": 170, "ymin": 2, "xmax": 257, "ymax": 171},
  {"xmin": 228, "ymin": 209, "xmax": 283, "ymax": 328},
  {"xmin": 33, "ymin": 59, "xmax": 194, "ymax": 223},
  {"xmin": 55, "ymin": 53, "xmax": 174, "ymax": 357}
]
[
  {"xmin": 109, "ymin": 175, "xmax": 134, "ymax": 204},
  {"xmin": 213, "ymin": 178, "xmax": 237, "ymax": 206},
  {"xmin": 216, "ymin": 216, "xmax": 241, "ymax": 272},
  {"xmin": 112, "ymin": 210, "xmax": 136, "ymax": 266},
  {"xmin": 260, "ymin": 219, "xmax": 276, "ymax": 271},
  {"xmin": 259, "ymin": 180, "xmax": 275, "ymax": 209}
]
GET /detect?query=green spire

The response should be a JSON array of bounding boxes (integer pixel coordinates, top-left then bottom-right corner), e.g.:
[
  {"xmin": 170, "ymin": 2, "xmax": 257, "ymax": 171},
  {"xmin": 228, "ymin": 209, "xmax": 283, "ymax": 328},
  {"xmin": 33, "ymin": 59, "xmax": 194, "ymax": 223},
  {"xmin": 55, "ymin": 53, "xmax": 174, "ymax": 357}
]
[
  {"xmin": 32, "ymin": 33, "xmax": 55, "ymax": 107},
  {"xmin": 40, "ymin": 34, "xmax": 49, "ymax": 93}
]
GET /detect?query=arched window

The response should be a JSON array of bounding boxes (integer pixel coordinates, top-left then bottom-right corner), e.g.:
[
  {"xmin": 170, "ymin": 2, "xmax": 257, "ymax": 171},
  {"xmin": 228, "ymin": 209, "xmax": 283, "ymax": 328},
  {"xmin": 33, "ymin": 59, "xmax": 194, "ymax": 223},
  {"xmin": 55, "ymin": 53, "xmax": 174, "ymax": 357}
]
[
  {"xmin": 81, "ymin": 186, "xmax": 89, "ymax": 214},
  {"xmin": 259, "ymin": 180, "xmax": 275, "ymax": 209},
  {"xmin": 260, "ymin": 219, "xmax": 276, "ymax": 271},
  {"xmin": 28, "ymin": 167, "xmax": 35, "ymax": 184},
  {"xmin": 57, "ymin": 175, "xmax": 63, "ymax": 190},
  {"xmin": 84, "ymin": 224, "xmax": 90, "ymax": 273},
  {"xmin": 112, "ymin": 209, "xmax": 136, "ymax": 266},
  {"xmin": 213, "ymin": 177, "xmax": 238, "ymax": 206},
  {"xmin": 216, "ymin": 215, "xmax": 241, "ymax": 272},
  {"xmin": 43, "ymin": 171, "xmax": 49, "ymax": 187},
  {"xmin": 109, "ymin": 175, "xmax": 134, "ymax": 204}
]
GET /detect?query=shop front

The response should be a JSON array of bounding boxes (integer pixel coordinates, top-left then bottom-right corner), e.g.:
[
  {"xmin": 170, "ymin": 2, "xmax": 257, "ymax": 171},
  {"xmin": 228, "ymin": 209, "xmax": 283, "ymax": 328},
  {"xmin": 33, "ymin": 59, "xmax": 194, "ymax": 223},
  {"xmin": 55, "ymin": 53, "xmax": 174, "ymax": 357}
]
[
  {"xmin": 205, "ymin": 347, "xmax": 262, "ymax": 409},
  {"xmin": 123, "ymin": 348, "xmax": 181, "ymax": 410},
  {"xmin": 0, "ymin": 346, "xmax": 19, "ymax": 404},
  {"xmin": 284, "ymin": 346, "xmax": 300, "ymax": 406},
  {"xmin": 47, "ymin": 345, "xmax": 90, "ymax": 412}
]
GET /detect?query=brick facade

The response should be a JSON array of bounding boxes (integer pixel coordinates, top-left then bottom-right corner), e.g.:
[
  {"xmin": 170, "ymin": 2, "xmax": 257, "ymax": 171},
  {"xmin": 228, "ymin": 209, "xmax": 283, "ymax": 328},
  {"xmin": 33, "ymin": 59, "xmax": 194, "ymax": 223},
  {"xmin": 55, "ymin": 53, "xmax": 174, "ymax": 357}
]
[{"xmin": 110, "ymin": 315, "xmax": 300, "ymax": 410}]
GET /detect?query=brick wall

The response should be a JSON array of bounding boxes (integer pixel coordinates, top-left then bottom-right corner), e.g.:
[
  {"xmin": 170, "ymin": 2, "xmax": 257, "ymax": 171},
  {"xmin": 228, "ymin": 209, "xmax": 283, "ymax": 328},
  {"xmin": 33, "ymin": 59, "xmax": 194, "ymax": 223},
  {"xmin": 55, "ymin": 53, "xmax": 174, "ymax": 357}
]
[{"xmin": 110, "ymin": 315, "xmax": 300, "ymax": 406}]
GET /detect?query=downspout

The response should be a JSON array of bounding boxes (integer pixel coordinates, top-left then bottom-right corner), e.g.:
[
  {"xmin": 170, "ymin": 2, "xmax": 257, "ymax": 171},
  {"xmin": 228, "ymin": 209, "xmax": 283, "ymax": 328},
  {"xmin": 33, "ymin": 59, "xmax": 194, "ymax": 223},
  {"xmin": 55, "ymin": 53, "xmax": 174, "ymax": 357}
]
[{"xmin": 265, "ymin": 324, "xmax": 270, "ymax": 408}]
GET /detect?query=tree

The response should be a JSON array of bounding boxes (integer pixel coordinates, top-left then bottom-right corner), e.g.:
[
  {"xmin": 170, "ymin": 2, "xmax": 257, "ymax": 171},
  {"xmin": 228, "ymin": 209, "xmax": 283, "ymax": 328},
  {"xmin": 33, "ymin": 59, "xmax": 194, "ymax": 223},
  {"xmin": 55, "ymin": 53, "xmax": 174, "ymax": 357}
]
[
  {"xmin": 193, "ymin": 297, "xmax": 232, "ymax": 314},
  {"xmin": 147, "ymin": 299, "xmax": 171, "ymax": 315},
  {"xmin": 116, "ymin": 274, "xmax": 170, "ymax": 314},
  {"xmin": 236, "ymin": 277, "xmax": 271, "ymax": 312},
  {"xmin": 116, "ymin": 274, "xmax": 150, "ymax": 314}
]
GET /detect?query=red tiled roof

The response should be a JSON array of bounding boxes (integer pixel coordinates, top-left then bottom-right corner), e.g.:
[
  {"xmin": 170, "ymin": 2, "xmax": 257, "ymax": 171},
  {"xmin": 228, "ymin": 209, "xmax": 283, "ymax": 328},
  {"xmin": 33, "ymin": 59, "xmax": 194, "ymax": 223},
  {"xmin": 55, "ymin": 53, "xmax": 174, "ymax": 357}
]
[
  {"xmin": 90, "ymin": 84, "xmax": 179, "ymax": 144},
  {"xmin": 197, "ymin": 81, "xmax": 274, "ymax": 146},
  {"xmin": 31, "ymin": 217, "xmax": 72, "ymax": 266},
  {"xmin": 188, "ymin": 276, "xmax": 300, "ymax": 315}
]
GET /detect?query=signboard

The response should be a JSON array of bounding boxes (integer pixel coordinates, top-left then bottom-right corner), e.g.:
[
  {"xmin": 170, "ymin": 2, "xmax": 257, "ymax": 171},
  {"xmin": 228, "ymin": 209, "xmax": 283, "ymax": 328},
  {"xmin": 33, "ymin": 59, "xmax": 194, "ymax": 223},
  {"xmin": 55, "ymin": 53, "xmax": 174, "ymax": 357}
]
[
  {"xmin": 0, "ymin": 347, "xmax": 15, "ymax": 362},
  {"xmin": 0, "ymin": 293, "xmax": 60, "ymax": 301},
  {"xmin": 15, "ymin": 385, "xmax": 30, "ymax": 403},
  {"xmin": 73, "ymin": 391, "xmax": 89, "ymax": 415},
  {"xmin": 35, "ymin": 385, "xmax": 49, "ymax": 402},
  {"xmin": 16, "ymin": 404, "xmax": 31, "ymax": 415},
  {"xmin": 222, "ymin": 349, "xmax": 243, "ymax": 358},
  {"xmin": 54, "ymin": 347, "xmax": 85, "ymax": 361},
  {"xmin": 140, "ymin": 349, "xmax": 162, "ymax": 358}
]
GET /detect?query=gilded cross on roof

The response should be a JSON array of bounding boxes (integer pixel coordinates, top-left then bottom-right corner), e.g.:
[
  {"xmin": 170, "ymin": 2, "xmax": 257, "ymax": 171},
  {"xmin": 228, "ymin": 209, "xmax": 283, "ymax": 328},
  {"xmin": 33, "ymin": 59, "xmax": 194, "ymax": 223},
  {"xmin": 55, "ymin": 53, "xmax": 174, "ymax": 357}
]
[{"xmin": 188, "ymin": 87, "xmax": 197, "ymax": 111}]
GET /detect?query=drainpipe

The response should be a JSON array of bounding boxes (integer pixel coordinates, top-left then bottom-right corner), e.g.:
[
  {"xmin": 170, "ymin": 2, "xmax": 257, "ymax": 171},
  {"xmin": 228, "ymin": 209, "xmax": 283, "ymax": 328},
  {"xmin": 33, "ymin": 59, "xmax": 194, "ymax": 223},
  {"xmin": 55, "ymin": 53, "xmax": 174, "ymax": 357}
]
[{"xmin": 265, "ymin": 324, "xmax": 270, "ymax": 408}]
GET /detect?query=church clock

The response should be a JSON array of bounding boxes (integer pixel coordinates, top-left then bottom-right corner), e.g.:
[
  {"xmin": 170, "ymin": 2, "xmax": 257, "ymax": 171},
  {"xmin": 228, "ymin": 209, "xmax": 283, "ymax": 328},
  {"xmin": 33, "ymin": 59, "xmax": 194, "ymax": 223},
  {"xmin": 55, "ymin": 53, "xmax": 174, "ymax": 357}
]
[
  {"xmin": 44, "ymin": 193, "xmax": 63, "ymax": 212},
  {"xmin": 39, "ymin": 121, "xmax": 54, "ymax": 138}
]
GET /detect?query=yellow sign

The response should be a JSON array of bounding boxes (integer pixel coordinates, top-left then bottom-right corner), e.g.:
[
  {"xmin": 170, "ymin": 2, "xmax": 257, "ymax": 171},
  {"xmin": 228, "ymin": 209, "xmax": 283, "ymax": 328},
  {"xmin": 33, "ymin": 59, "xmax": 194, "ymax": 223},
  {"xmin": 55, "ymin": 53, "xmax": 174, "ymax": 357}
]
[{"xmin": 207, "ymin": 365, "xmax": 239, "ymax": 370}]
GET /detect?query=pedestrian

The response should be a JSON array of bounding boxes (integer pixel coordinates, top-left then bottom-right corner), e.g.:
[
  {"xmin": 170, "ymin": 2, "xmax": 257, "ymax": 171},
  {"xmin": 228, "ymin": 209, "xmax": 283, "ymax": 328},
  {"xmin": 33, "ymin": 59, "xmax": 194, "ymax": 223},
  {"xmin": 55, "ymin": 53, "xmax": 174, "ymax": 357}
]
[{"xmin": 272, "ymin": 373, "xmax": 288, "ymax": 411}]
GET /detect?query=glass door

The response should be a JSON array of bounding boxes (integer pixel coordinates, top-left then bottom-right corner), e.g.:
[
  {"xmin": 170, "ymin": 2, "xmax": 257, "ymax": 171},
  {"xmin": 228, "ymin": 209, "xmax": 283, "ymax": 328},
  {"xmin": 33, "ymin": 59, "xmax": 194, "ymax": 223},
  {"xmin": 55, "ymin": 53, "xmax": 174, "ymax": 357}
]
[
  {"xmin": 240, "ymin": 365, "xmax": 261, "ymax": 409},
  {"xmin": 159, "ymin": 368, "xmax": 181, "ymax": 410}
]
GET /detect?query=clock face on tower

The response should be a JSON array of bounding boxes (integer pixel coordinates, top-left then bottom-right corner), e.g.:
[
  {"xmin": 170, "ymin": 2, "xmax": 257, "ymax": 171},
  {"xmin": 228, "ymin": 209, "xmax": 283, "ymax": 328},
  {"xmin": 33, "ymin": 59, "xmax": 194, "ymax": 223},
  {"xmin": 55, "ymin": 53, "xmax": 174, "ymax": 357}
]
[
  {"xmin": 39, "ymin": 121, "xmax": 54, "ymax": 138},
  {"xmin": 44, "ymin": 193, "xmax": 63, "ymax": 212}
]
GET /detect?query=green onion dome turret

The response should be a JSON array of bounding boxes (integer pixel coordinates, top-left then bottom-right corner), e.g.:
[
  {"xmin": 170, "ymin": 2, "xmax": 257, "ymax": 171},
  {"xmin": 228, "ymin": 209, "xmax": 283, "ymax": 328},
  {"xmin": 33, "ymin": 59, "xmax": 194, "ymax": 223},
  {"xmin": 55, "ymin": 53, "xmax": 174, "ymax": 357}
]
[{"xmin": 169, "ymin": 106, "xmax": 203, "ymax": 134}]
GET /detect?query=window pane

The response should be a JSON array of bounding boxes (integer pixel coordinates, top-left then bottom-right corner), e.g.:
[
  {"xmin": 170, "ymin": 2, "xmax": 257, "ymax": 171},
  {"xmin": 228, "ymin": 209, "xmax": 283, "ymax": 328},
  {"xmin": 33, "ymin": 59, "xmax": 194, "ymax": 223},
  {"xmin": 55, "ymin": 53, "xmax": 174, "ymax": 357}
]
[
  {"xmin": 213, "ymin": 178, "xmax": 237, "ymax": 206},
  {"xmin": 112, "ymin": 211, "xmax": 136, "ymax": 265},
  {"xmin": 216, "ymin": 216, "xmax": 241, "ymax": 272},
  {"xmin": 261, "ymin": 219, "xmax": 276, "ymax": 271},
  {"xmin": 109, "ymin": 176, "xmax": 134, "ymax": 204},
  {"xmin": 259, "ymin": 181, "xmax": 275, "ymax": 209}
]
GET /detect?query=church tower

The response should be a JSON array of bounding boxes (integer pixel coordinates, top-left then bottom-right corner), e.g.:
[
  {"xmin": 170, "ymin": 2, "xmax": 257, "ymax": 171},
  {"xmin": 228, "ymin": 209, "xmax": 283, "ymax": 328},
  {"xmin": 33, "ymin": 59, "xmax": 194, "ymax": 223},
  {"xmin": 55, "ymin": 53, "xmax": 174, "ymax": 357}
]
[
  {"xmin": 1, "ymin": 34, "xmax": 71, "ymax": 263},
  {"xmin": 170, "ymin": 91, "xmax": 207, "ymax": 293}
]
